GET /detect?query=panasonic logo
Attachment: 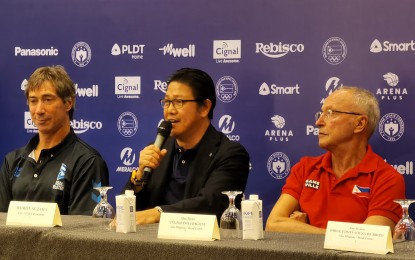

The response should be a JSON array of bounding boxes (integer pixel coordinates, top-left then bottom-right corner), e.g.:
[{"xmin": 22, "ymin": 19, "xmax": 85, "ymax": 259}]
[
  {"xmin": 255, "ymin": 42, "xmax": 304, "ymax": 58},
  {"xmin": 15, "ymin": 46, "xmax": 58, "ymax": 56}
]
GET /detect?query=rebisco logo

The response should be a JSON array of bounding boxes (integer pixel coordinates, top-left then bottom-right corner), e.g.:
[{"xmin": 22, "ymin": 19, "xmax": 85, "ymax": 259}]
[{"xmin": 370, "ymin": 39, "xmax": 415, "ymax": 53}]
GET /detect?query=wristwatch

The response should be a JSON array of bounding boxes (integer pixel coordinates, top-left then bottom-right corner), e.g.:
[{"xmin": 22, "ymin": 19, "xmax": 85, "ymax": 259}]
[
  {"xmin": 155, "ymin": 206, "xmax": 163, "ymax": 214},
  {"xmin": 131, "ymin": 170, "xmax": 144, "ymax": 187}
]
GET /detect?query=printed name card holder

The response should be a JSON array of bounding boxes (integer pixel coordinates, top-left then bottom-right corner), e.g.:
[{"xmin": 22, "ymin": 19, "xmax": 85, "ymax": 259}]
[
  {"xmin": 6, "ymin": 201, "xmax": 62, "ymax": 227},
  {"xmin": 158, "ymin": 212, "xmax": 220, "ymax": 241}
]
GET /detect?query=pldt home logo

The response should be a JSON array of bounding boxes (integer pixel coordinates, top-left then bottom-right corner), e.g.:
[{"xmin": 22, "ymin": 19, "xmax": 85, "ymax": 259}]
[
  {"xmin": 111, "ymin": 43, "xmax": 145, "ymax": 59},
  {"xmin": 378, "ymin": 113, "xmax": 404, "ymax": 142}
]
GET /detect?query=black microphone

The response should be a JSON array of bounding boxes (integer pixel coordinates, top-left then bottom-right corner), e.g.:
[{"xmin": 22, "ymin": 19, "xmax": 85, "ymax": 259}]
[{"xmin": 141, "ymin": 120, "xmax": 173, "ymax": 185}]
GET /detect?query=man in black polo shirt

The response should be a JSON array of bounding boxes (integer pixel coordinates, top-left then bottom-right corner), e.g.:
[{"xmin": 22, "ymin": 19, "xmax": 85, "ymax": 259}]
[
  {"xmin": 0, "ymin": 65, "xmax": 109, "ymax": 215},
  {"xmin": 127, "ymin": 68, "xmax": 250, "ymax": 224}
]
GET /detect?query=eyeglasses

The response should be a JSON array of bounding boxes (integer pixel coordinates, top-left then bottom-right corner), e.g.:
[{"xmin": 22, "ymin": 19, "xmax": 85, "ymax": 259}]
[
  {"xmin": 315, "ymin": 109, "xmax": 363, "ymax": 121},
  {"xmin": 160, "ymin": 99, "xmax": 201, "ymax": 109}
]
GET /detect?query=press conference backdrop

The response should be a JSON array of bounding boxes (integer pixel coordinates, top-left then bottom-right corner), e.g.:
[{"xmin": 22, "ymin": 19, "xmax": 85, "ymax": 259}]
[{"xmin": 0, "ymin": 0, "xmax": 414, "ymax": 219}]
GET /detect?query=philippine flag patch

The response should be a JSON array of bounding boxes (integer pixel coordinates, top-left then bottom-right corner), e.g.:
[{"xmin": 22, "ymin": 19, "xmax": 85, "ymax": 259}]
[{"xmin": 352, "ymin": 185, "xmax": 370, "ymax": 198}]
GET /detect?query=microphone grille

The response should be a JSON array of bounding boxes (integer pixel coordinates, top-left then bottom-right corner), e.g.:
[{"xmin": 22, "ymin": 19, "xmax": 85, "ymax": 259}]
[{"xmin": 157, "ymin": 120, "xmax": 172, "ymax": 137}]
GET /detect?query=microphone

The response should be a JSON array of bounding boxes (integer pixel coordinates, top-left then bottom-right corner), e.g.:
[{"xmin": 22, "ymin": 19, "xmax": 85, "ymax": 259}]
[{"xmin": 141, "ymin": 120, "xmax": 173, "ymax": 185}]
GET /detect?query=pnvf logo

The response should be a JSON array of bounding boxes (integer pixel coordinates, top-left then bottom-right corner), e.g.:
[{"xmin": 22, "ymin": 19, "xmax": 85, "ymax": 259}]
[
  {"xmin": 115, "ymin": 76, "xmax": 140, "ymax": 98},
  {"xmin": 159, "ymin": 43, "xmax": 195, "ymax": 57},
  {"xmin": 116, "ymin": 147, "xmax": 138, "ymax": 173},
  {"xmin": 370, "ymin": 39, "xmax": 415, "ymax": 53},
  {"xmin": 117, "ymin": 112, "xmax": 138, "ymax": 137},
  {"xmin": 255, "ymin": 42, "xmax": 304, "ymax": 58},
  {"xmin": 378, "ymin": 113, "xmax": 404, "ymax": 142},
  {"xmin": 111, "ymin": 43, "xmax": 145, "ymax": 59},
  {"xmin": 154, "ymin": 80, "xmax": 168, "ymax": 93},
  {"xmin": 258, "ymin": 82, "xmax": 300, "ymax": 96},
  {"xmin": 72, "ymin": 42, "xmax": 92, "ymax": 67},
  {"xmin": 375, "ymin": 72, "xmax": 408, "ymax": 101},
  {"xmin": 267, "ymin": 152, "xmax": 290, "ymax": 180},
  {"xmin": 15, "ymin": 46, "xmax": 58, "ymax": 56},
  {"xmin": 265, "ymin": 115, "xmax": 293, "ymax": 142},
  {"xmin": 216, "ymin": 76, "xmax": 238, "ymax": 103},
  {"xmin": 71, "ymin": 119, "xmax": 103, "ymax": 134},
  {"xmin": 322, "ymin": 37, "xmax": 347, "ymax": 65},
  {"xmin": 75, "ymin": 83, "xmax": 99, "ymax": 97},
  {"xmin": 320, "ymin": 76, "xmax": 343, "ymax": 104},
  {"xmin": 213, "ymin": 40, "xmax": 241, "ymax": 63},
  {"xmin": 218, "ymin": 115, "xmax": 240, "ymax": 141}
]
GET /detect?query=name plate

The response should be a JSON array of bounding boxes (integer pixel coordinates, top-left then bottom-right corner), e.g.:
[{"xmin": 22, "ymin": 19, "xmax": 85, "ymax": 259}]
[
  {"xmin": 6, "ymin": 201, "xmax": 62, "ymax": 227},
  {"xmin": 158, "ymin": 213, "xmax": 220, "ymax": 241},
  {"xmin": 324, "ymin": 221, "xmax": 393, "ymax": 255}
]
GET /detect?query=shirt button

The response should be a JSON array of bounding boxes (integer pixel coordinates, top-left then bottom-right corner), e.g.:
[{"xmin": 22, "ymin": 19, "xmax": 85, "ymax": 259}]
[
  {"xmin": 51, "ymin": 154, "xmax": 54, "ymax": 158},
  {"xmin": 34, "ymin": 174, "xmax": 38, "ymax": 178},
  {"xmin": 181, "ymin": 160, "xmax": 185, "ymax": 164}
]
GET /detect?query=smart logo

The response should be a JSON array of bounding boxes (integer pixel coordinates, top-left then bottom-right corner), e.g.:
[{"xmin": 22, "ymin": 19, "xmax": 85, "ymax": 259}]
[
  {"xmin": 116, "ymin": 147, "xmax": 138, "ymax": 173},
  {"xmin": 259, "ymin": 82, "xmax": 300, "ymax": 96},
  {"xmin": 154, "ymin": 80, "xmax": 168, "ymax": 93},
  {"xmin": 213, "ymin": 40, "xmax": 241, "ymax": 63},
  {"xmin": 216, "ymin": 76, "xmax": 238, "ymax": 103},
  {"xmin": 267, "ymin": 152, "xmax": 290, "ymax": 180},
  {"xmin": 265, "ymin": 115, "xmax": 293, "ymax": 142},
  {"xmin": 370, "ymin": 39, "xmax": 415, "ymax": 53},
  {"xmin": 15, "ymin": 46, "xmax": 58, "ymax": 56},
  {"xmin": 117, "ymin": 112, "xmax": 138, "ymax": 137},
  {"xmin": 111, "ymin": 43, "xmax": 145, "ymax": 59},
  {"xmin": 218, "ymin": 115, "xmax": 240, "ymax": 141},
  {"xmin": 322, "ymin": 37, "xmax": 347, "ymax": 65},
  {"xmin": 72, "ymin": 42, "xmax": 92, "ymax": 67},
  {"xmin": 71, "ymin": 119, "xmax": 103, "ymax": 134},
  {"xmin": 378, "ymin": 113, "xmax": 404, "ymax": 142},
  {"xmin": 115, "ymin": 76, "xmax": 140, "ymax": 98},
  {"xmin": 255, "ymin": 42, "xmax": 304, "ymax": 58},
  {"xmin": 75, "ymin": 83, "xmax": 99, "ymax": 97},
  {"xmin": 159, "ymin": 43, "xmax": 195, "ymax": 57},
  {"xmin": 375, "ymin": 72, "xmax": 408, "ymax": 101}
]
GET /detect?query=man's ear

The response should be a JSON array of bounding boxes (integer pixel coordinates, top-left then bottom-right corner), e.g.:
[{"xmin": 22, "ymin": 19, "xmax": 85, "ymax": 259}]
[
  {"xmin": 201, "ymin": 99, "xmax": 212, "ymax": 117},
  {"xmin": 354, "ymin": 115, "xmax": 368, "ymax": 133}
]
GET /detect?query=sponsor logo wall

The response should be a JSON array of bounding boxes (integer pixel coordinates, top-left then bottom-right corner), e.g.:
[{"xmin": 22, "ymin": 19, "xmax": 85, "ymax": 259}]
[{"xmin": 1, "ymin": 0, "xmax": 414, "ymax": 220}]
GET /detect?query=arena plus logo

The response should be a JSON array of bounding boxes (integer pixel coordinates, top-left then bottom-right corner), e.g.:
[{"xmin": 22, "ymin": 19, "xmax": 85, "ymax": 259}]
[
  {"xmin": 213, "ymin": 40, "xmax": 241, "ymax": 63},
  {"xmin": 265, "ymin": 115, "xmax": 293, "ymax": 142},
  {"xmin": 159, "ymin": 43, "xmax": 195, "ymax": 57},
  {"xmin": 115, "ymin": 76, "xmax": 140, "ymax": 99},
  {"xmin": 117, "ymin": 111, "xmax": 138, "ymax": 137},
  {"xmin": 255, "ymin": 42, "xmax": 304, "ymax": 58},
  {"xmin": 75, "ymin": 83, "xmax": 99, "ymax": 97},
  {"xmin": 116, "ymin": 147, "xmax": 138, "ymax": 173},
  {"xmin": 72, "ymin": 42, "xmax": 92, "ymax": 67},
  {"xmin": 216, "ymin": 76, "xmax": 238, "ymax": 103},
  {"xmin": 258, "ymin": 82, "xmax": 300, "ymax": 96},
  {"xmin": 385, "ymin": 159, "xmax": 414, "ymax": 175},
  {"xmin": 320, "ymin": 76, "xmax": 343, "ymax": 104},
  {"xmin": 370, "ymin": 39, "xmax": 415, "ymax": 53},
  {"xmin": 322, "ymin": 37, "xmax": 347, "ymax": 65},
  {"xmin": 267, "ymin": 152, "xmax": 290, "ymax": 180},
  {"xmin": 154, "ymin": 80, "xmax": 168, "ymax": 93},
  {"xmin": 375, "ymin": 72, "xmax": 408, "ymax": 101},
  {"xmin": 111, "ymin": 43, "xmax": 145, "ymax": 60},
  {"xmin": 71, "ymin": 119, "xmax": 103, "ymax": 134},
  {"xmin": 378, "ymin": 113, "xmax": 404, "ymax": 142},
  {"xmin": 218, "ymin": 115, "xmax": 240, "ymax": 141},
  {"xmin": 15, "ymin": 46, "xmax": 58, "ymax": 56}
]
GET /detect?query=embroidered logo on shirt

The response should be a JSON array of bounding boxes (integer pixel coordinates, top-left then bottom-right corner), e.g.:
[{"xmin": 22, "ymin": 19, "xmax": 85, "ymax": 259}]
[
  {"xmin": 52, "ymin": 163, "xmax": 67, "ymax": 191},
  {"xmin": 352, "ymin": 185, "xmax": 370, "ymax": 198},
  {"xmin": 305, "ymin": 179, "xmax": 320, "ymax": 189},
  {"xmin": 14, "ymin": 167, "xmax": 22, "ymax": 177},
  {"xmin": 57, "ymin": 163, "xmax": 67, "ymax": 180}
]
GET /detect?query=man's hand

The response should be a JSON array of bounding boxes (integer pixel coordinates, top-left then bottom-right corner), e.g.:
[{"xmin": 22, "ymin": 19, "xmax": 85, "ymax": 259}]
[
  {"xmin": 135, "ymin": 208, "xmax": 161, "ymax": 225},
  {"xmin": 290, "ymin": 211, "xmax": 308, "ymax": 223}
]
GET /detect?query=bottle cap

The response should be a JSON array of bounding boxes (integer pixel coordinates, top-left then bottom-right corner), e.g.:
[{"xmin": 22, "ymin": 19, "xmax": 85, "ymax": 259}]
[
  {"xmin": 249, "ymin": 194, "xmax": 259, "ymax": 200},
  {"xmin": 125, "ymin": 190, "xmax": 134, "ymax": 196}
]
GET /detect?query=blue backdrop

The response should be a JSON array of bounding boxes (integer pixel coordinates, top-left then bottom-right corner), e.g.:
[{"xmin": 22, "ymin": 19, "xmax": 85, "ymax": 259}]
[{"xmin": 1, "ymin": 0, "xmax": 414, "ymax": 220}]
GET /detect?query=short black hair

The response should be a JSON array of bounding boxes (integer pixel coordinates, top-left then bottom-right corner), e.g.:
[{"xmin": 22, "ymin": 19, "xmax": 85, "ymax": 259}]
[{"xmin": 167, "ymin": 68, "xmax": 216, "ymax": 119}]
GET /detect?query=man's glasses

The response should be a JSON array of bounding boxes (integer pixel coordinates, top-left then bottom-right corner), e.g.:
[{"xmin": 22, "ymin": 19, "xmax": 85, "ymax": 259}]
[
  {"xmin": 315, "ymin": 109, "xmax": 363, "ymax": 121},
  {"xmin": 160, "ymin": 99, "xmax": 201, "ymax": 109}
]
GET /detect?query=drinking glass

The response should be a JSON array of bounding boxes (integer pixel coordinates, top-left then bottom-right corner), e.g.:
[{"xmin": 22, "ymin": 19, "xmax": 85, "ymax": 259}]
[
  {"xmin": 220, "ymin": 191, "xmax": 243, "ymax": 239},
  {"xmin": 92, "ymin": 186, "xmax": 115, "ymax": 230},
  {"xmin": 393, "ymin": 199, "xmax": 415, "ymax": 241}
]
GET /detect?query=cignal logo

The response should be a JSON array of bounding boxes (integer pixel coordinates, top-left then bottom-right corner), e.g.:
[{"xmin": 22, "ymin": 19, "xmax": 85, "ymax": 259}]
[
  {"xmin": 116, "ymin": 147, "xmax": 138, "ymax": 173},
  {"xmin": 117, "ymin": 111, "xmax": 138, "ymax": 137},
  {"xmin": 378, "ymin": 113, "xmax": 404, "ymax": 142},
  {"xmin": 255, "ymin": 42, "xmax": 304, "ymax": 58},
  {"xmin": 370, "ymin": 39, "xmax": 415, "ymax": 53},
  {"xmin": 218, "ymin": 115, "xmax": 240, "ymax": 141},
  {"xmin": 213, "ymin": 40, "xmax": 241, "ymax": 63},
  {"xmin": 75, "ymin": 83, "xmax": 99, "ymax": 97},
  {"xmin": 375, "ymin": 72, "xmax": 408, "ymax": 101},
  {"xmin": 115, "ymin": 76, "xmax": 140, "ymax": 99},
  {"xmin": 385, "ymin": 159, "xmax": 414, "ymax": 175},
  {"xmin": 320, "ymin": 77, "xmax": 343, "ymax": 104},
  {"xmin": 322, "ymin": 37, "xmax": 347, "ymax": 65},
  {"xmin": 15, "ymin": 46, "xmax": 58, "ymax": 57},
  {"xmin": 71, "ymin": 118, "xmax": 103, "ymax": 134},
  {"xmin": 111, "ymin": 43, "xmax": 145, "ymax": 59},
  {"xmin": 154, "ymin": 80, "xmax": 168, "ymax": 93},
  {"xmin": 24, "ymin": 111, "xmax": 38, "ymax": 133},
  {"xmin": 265, "ymin": 115, "xmax": 293, "ymax": 142},
  {"xmin": 267, "ymin": 152, "xmax": 290, "ymax": 180},
  {"xmin": 72, "ymin": 42, "xmax": 92, "ymax": 67},
  {"xmin": 216, "ymin": 76, "xmax": 238, "ymax": 103},
  {"xmin": 159, "ymin": 43, "xmax": 195, "ymax": 57},
  {"xmin": 259, "ymin": 82, "xmax": 300, "ymax": 96}
]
